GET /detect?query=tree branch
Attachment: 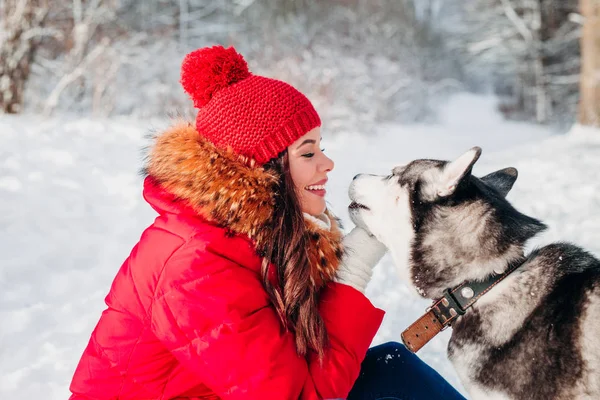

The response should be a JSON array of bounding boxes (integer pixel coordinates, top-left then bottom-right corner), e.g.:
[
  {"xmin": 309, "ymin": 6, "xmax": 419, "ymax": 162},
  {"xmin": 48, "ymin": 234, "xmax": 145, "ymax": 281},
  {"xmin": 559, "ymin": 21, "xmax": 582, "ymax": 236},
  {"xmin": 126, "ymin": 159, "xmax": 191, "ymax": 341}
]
[{"xmin": 500, "ymin": 0, "xmax": 533, "ymax": 42}]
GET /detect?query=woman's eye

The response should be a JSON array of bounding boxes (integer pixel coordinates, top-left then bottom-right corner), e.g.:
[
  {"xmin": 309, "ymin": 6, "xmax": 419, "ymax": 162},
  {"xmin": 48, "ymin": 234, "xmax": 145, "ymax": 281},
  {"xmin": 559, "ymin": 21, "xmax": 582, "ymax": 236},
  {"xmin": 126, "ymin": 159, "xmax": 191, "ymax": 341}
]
[{"xmin": 301, "ymin": 148, "xmax": 324, "ymax": 158}]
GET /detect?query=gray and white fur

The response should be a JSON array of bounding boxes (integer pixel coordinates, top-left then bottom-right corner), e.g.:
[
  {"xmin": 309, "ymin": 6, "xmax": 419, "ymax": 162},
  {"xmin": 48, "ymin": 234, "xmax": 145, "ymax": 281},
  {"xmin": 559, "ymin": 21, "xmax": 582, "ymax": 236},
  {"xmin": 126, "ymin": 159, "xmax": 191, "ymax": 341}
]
[{"xmin": 348, "ymin": 147, "xmax": 600, "ymax": 400}]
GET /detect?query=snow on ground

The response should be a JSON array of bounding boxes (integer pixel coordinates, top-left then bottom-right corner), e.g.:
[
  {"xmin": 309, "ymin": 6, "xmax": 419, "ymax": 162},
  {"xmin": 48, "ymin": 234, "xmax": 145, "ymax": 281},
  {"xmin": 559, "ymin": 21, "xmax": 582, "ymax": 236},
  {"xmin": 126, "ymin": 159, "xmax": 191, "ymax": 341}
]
[{"xmin": 1, "ymin": 93, "xmax": 599, "ymax": 398}]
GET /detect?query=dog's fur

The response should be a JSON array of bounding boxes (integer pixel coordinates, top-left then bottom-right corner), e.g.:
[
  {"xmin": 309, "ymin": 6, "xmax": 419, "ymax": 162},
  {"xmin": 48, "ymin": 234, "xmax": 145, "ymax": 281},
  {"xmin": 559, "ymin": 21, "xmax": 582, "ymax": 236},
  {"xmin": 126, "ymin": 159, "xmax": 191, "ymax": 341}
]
[{"xmin": 349, "ymin": 147, "xmax": 600, "ymax": 400}]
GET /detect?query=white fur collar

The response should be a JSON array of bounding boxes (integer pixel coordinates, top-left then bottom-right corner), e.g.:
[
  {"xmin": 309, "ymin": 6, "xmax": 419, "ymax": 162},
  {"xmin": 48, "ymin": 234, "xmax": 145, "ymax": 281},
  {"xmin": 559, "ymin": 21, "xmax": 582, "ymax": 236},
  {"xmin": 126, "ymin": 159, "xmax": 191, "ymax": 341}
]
[{"xmin": 304, "ymin": 212, "xmax": 332, "ymax": 231}]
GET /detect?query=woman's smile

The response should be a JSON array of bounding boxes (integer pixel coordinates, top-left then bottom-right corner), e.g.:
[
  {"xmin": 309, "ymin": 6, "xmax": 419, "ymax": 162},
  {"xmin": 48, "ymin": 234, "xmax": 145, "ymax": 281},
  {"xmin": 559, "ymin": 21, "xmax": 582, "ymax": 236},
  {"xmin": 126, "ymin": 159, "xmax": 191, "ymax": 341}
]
[{"xmin": 305, "ymin": 179, "xmax": 328, "ymax": 197}]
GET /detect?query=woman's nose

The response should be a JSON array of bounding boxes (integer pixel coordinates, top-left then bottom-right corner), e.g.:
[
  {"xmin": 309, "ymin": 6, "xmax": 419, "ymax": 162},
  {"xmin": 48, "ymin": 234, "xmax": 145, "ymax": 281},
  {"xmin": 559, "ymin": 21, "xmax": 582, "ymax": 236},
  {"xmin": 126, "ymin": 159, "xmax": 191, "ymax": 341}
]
[{"xmin": 322, "ymin": 154, "xmax": 334, "ymax": 172}]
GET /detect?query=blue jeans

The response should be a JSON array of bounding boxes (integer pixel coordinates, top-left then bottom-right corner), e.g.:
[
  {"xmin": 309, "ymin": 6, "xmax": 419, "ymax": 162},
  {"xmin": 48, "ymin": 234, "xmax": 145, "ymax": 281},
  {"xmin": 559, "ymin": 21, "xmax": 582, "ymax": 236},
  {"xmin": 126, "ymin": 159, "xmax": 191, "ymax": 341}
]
[{"xmin": 347, "ymin": 342, "xmax": 466, "ymax": 400}]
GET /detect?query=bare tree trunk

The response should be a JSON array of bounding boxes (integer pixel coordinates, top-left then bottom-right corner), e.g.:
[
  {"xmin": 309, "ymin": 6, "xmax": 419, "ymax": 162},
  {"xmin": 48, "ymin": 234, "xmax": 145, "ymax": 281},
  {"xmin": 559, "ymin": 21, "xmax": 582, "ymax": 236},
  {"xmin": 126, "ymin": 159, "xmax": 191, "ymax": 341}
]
[
  {"xmin": 579, "ymin": 0, "xmax": 600, "ymax": 126},
  {"xmin": 0, "ymin": 0, "xmax": 49, "ymax": 114}
]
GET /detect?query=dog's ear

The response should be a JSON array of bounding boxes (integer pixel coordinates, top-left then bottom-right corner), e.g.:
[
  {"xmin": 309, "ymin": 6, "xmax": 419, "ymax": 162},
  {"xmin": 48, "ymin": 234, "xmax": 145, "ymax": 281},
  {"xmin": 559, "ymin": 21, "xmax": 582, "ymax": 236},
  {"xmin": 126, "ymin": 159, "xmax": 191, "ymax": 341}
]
[
  {"xmin": 437, "ymin": 147, "xmax": 482, "ymax": 197},
  {"xmin": 481, "ymin": 167, "xmax": 518, "ymax": 197}
]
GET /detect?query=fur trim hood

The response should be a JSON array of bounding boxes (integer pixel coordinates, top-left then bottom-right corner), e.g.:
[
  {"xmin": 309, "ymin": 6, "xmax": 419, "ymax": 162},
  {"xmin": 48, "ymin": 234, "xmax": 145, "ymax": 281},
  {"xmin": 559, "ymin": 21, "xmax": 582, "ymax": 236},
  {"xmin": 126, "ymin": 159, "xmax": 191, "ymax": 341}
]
[{"xmin": 144, "ymin": 122, "xmax": 343, "ymax": 288}]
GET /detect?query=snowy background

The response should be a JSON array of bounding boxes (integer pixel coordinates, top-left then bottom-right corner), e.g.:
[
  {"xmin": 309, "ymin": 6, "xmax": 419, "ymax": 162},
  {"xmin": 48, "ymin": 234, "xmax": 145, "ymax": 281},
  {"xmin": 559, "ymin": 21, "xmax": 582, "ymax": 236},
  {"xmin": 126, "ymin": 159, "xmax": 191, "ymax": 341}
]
[
  {"xmin": 1, "ymin": 0, "xmax": 598, "ymax": 399},
  {"xmin": 2, "ymin": 93, "xmax": 600, "ymax": 399}
]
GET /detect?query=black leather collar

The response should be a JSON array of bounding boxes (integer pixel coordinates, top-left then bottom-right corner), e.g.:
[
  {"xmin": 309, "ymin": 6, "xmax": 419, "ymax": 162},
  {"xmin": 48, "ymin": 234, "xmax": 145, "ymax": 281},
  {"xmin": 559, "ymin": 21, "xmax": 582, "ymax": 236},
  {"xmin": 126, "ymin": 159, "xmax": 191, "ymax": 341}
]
[{"xmin": 401, "ymin": 258, "xmax": 524, "ymax": 353}]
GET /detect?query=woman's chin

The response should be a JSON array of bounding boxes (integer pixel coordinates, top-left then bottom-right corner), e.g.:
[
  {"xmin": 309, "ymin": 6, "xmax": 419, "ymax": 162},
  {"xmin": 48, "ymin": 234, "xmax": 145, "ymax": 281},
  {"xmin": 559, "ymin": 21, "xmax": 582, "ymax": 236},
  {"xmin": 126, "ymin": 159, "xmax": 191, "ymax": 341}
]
[{"xmin": 303, "ymin": 201, "xmax": 327, "ymax": 216}]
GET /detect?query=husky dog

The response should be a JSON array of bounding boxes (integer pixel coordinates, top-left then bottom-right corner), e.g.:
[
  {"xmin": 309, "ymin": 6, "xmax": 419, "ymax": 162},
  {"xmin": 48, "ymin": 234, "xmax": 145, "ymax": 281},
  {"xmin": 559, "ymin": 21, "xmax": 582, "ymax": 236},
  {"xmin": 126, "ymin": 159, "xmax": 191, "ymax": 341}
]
[{"xmin": 348, "ymin": 147, "xmax": 600, "ymax": 400}]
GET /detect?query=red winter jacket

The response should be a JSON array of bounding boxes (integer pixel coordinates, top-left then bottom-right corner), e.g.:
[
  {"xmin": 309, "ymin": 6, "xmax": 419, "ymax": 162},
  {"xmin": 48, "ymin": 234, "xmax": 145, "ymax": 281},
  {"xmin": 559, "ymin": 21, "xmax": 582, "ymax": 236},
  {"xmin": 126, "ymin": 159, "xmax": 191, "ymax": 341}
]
[{"xmin": 69, "ymin": 123, "xmax": 385, "ymax": 399}]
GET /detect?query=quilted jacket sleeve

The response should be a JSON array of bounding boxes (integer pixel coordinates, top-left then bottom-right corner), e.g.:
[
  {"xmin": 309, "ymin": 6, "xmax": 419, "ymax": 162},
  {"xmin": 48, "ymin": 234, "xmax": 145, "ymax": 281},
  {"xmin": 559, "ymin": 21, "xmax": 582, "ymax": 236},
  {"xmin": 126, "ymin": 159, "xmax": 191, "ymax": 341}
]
[
  {"xmin": 303, "ymin": 282, "xmax": 385, "ymax": 400},
  {"xmin": 150, "ymin": 245, "xmax": 384, "ymax": 400}
]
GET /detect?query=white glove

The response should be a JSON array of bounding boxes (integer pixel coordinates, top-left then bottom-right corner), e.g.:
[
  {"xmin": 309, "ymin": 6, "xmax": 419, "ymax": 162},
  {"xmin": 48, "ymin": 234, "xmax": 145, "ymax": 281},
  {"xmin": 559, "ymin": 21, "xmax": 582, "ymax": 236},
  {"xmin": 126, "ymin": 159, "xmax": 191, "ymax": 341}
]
[{"xmin": 334, "ymin": 227, "xmax": 387, "ymax": 293}]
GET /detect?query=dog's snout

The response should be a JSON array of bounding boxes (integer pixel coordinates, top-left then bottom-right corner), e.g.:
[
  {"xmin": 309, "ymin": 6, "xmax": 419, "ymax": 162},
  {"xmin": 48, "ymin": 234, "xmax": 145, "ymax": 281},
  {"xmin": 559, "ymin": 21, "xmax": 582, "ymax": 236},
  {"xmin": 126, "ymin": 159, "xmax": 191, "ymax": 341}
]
[{"xmin": 354, "ymin": 173, "xmax": 380, "ymax": 180}]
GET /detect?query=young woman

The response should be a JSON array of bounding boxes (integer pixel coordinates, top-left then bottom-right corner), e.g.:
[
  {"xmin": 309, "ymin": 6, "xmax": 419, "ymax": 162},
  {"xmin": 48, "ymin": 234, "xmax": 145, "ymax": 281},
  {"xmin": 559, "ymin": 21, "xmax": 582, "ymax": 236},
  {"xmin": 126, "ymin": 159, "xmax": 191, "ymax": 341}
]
[{"xmin": 69, "ymin": 46, "xmax": 465, "ymax": 400}]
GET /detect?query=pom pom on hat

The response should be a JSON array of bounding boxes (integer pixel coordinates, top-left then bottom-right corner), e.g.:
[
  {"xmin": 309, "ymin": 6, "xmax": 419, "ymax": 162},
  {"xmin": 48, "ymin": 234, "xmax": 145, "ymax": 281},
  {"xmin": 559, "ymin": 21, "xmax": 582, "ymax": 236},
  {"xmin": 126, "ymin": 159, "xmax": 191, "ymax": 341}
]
[{"xmin": 180, "ymin": 46, "xmax": 250, "ymax": 108}]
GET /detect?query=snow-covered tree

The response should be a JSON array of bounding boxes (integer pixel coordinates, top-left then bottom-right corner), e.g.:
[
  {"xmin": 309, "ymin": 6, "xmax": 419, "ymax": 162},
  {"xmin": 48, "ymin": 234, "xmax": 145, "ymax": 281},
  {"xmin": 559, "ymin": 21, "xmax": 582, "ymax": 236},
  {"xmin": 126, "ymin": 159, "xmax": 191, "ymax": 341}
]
[
  {"xmin": 446, "ymin": 0, "xmax": 580, "ymax": 126},
  {"xmin": 42, "ymin": 0, "xmax": 120, "ymax": 116},
  {"xmin": 0, "ymin": 0, "xmax": 55, "ymax": 113}
]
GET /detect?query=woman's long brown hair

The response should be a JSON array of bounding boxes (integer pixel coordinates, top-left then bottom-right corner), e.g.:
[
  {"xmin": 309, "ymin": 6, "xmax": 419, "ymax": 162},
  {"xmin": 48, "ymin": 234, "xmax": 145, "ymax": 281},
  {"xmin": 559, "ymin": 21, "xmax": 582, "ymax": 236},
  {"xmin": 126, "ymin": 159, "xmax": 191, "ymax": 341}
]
[{"xmin": 261, "ymin": 150, "xmax": 328, "ymax": 359}]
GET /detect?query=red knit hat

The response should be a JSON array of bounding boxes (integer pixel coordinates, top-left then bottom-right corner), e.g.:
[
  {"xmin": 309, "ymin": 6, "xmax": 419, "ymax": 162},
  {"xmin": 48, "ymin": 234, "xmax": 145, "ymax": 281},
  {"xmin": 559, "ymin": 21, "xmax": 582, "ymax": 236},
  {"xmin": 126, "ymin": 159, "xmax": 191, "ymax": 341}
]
[{"xmin": 180, "ymin": 46, "xmax": 321, "ymax": 165}]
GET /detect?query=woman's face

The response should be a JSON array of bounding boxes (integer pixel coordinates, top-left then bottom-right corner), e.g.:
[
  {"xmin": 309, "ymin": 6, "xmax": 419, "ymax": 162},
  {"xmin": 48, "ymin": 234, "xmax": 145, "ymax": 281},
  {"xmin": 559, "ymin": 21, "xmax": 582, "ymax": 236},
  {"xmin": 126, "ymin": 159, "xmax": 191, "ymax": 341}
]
[{"xmin": 288, "ymin": 127, "xmax": 334, "ymax": 216}]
